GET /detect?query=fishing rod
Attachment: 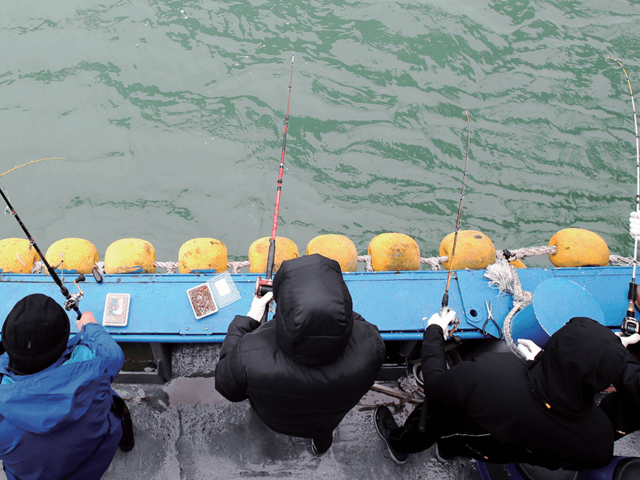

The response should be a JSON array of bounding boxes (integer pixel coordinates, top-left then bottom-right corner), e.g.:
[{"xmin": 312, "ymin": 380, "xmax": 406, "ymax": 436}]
[
  {"xmin": 0, "ymin": 158, "xmax": 63, "ymax": 180},
  {"xmin": 418, "ymin": 112, "xmax": 471, "ymax": 433},
  {"xmin": 254, "ymin": 51, "xmax": 295, "ymax": 325},
  {"xmin": 606, "ymin": 59, "xmax": 640, "ymax": 336},
  {"xmin": 441, "ymin": 111, "xmax": 472, "ymax": 320},
  {"xmin": 1, "ymin": 159, "xmax": 85, "ymax": 320}
]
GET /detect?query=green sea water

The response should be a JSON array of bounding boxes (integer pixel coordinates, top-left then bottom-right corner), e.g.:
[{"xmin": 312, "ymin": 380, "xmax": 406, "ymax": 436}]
[{"xmin": 1, "ymin": 0, "xmax": 639, "ymax": 268}]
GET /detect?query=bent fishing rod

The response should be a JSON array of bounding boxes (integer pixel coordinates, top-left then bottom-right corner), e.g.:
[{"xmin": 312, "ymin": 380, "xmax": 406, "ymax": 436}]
[
  {"xmin": 606, "ymin": 58, "xmax": 640, "ymax": 336},
  {"xmin": 1, "ymin": 160, "xmax": 85, "ymax": 319},
  {"xmin": 418, "ymin": 112, "xmax": 471, "ymax": 433},
  {"xmin": 254, "ymin": 51, "xmax": 295, "ymax": 324}
]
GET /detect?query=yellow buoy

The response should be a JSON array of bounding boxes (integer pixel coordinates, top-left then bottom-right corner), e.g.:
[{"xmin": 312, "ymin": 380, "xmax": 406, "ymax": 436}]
[
  {"xmin": 104, "ymin": 238, "xmax": 156, "ymax": 274},
  {"xmin": 509, "ymin": 259, "xmax": 527, "ymax": 269},
  {"xmin": 178, "ymin": 238, "xmax": 228, "ymax": 273},
  {"xmin": 548, "ymin": 228, "xmax": 609, "ymax": 267},
  {"xmin": 440, "ymin": 230, "xmax": 496, "ymax": 270},
  {"xmin": 306, "ymin": 235, "xmax": 358, "ymax": 272},
  {"xmin": 0, "ymin": 238, "xmax": 40, "ymax": 273},
  {"xmin": 249, "ymin": 237, "xmax": 299, "ymax": 273},
  {"xmin": 367, "ymin": 233, "xmax": 420, "ymax": 271},
  {"xmin": 45, "ymin": 238, "xmax": 99, "ymax": 274}
]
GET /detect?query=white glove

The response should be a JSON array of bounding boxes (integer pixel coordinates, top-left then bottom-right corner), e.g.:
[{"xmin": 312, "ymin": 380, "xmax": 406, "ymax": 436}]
[
  {"xmin": 246, "ymin": 292, "xmax": 273, "ymax": 322},
  {"xmin": 616, "ymin": 331, "xmax": 640, "ymax": 348},
  {"xmin": 630, "ymin": 211, "xmax": 640, "ymax": 240},
  {"xmin": 517, "ymin": 339, "xmax": 542, "ymax": 361},
  {"xmin": 425, "ymin": 308, "xmax": 456, "ymax": 339}
]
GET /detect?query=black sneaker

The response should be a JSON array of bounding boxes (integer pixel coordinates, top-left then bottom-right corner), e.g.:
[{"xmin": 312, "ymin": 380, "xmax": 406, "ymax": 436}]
[
  {"xmin": 374, "ymin": 406, "xmax": 409, "ymax": 465},
  {"xmin": 311, "ymin": 439, "xmax": 327, "ymax": 457},
  {"xmin": 435, "ymin": 443, "xmax": 453, "ymax": 464}
]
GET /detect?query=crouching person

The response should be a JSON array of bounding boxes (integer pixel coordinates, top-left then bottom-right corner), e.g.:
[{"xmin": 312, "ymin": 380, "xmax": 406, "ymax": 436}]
[
  {"xmin": 0, "ymin": 294, "xmax": 134, "ymax": 480},
  {"xmin": 375, "ymin": 312, "xmax": 625, "ymax": 471},
  {"xmin": 215, "ymin": 254, "xmax": 386, "ymax": 455}
]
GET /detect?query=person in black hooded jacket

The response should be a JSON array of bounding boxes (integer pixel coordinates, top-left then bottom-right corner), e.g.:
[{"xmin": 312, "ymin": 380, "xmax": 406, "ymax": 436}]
[
  {"xmin": 215, "ymin": 254, "xmax": 386, "ymax": 455},
  {"xmin": 598, "ymin": 330, "xmax": 640, "ymax": 440},
  {"xmin": 603, "ymin": 213, "xmax": 640, "ymax": 438},
  {"xmin": 375, "ymin": 313, "xmax": 626, "ymax": 470}
]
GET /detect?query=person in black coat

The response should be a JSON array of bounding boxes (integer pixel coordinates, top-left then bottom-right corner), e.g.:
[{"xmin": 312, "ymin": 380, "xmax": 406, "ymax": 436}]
[
  {"xmin": 375, "ymin": 312, "xmax": 626, "ymax": 470},
  {"xmin": 598, "ymin": 330, "xmax": 640, "ymax": 439},
  {"xmin": 215, "ymin": 254, "xmax": 386, "ymax": 455},
  {"xmin": 601, "ymin": 212, "xmax": 640, "ymax": 438}
]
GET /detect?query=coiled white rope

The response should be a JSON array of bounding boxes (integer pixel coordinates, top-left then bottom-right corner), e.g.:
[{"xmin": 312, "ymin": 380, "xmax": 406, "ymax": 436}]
[{"xmin": 484, "ymin": 257, "xmax": 533, "ymax": 358}]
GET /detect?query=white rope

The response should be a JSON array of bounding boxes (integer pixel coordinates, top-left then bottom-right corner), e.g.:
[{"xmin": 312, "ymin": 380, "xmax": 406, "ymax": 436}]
[
  {"xmin": 484, "ymin": 258, "xmax": 533, "ymax": 358},
  {"xmin": 357, "ymin": 255, "xmax": 373, "ymax": 272},
  {"xmin": 228, "ymin": 261, "xmax": 250, "ymax": 274},
  {"xmin": 31, "ymin": 261, "xmax": 45, "ymax": 274},
  {"xmin": 20, "ymin": 245, "xmax": 638, "ymax": 275},
  {"xmin": 420, "ymin": 256, "xmax": 446, "ymax": 271},
  {"xmin": 500, "ymin": 245, "xmax": 557, "ymax": 261},
  {"xmin": 154, "ymin": 261, "xmax": 178, "ymax": 274},
  {"xmin": 609, "ymin": 255, "xmax": 638, "ymax": 266}
]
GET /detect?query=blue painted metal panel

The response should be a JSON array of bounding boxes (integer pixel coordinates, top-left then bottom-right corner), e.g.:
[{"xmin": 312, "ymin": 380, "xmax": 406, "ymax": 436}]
[
  {"xmin": 551, "ymin": 267, "xmax": 632, "ymax": 327},
  {"xmin": 456, "ymin": 268, "xmax": 554, "ymax": 339},
  {"xmin": 0, "ymin": 266, "xmax": 632, "ymax": 343}
]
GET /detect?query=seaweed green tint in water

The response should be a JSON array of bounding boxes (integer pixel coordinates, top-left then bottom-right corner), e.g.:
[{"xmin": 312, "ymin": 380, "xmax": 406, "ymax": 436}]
[{"xmin": 0, "ymin": 0, "xmax": 639, "ymax": 269}]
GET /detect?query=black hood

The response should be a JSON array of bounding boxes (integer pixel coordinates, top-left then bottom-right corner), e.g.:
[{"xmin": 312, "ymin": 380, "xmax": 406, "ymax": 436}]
[
  {"xmin": 272, "ymin": 254, "xmax": 354, "ymax": 367},
  {"xmin": 527, "ymin": 317, "xmax": 626, "ymax": 418}
]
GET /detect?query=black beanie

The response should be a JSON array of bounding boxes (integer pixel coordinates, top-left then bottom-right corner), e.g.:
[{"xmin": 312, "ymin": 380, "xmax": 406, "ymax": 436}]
[{"xmin": 1, "ymin": 294, "xmax": 70, "ymax": 375}]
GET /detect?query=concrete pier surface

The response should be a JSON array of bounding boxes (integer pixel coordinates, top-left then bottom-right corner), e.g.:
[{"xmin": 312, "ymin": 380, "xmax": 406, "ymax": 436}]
[{"xmin": 2, "ymin": 344, "xmax": 640, "ymax": 479}]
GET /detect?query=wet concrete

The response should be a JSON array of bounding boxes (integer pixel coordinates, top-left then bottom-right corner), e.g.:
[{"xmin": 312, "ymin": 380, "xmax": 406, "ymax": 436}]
[
  {"xmin": 163, "ymin": 377, "xmax": 223, "ymax": 407},
  {"xmin": 1, "ymin": 344, "xmax": 640, "ymax": 479},
  {"xmin": 98, "ymin": 380, "xmax": 483, "ymax": 480}
]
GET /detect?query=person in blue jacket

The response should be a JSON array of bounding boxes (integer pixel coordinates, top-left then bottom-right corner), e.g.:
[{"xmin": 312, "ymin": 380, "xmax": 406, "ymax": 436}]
[{"xmin": 0, "ymin": 293, "xmax": 134, "ymax": 480}]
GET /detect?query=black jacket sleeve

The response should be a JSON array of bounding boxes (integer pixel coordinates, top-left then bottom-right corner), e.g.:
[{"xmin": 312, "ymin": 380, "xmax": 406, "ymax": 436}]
[
  {"xmin": 421, "ymin": 324, "xmax": 473, "ymax": 407},
  {"xmin": 616, "ymin": 349, "xmax": 640, "ymax": 405},
  {"xmin": 214, "ymin": 315, "xmax": 260, "ymax": 402},
  {"xmin": 600, "ymin": 348, "xmax": 640, "ymax": 435}
]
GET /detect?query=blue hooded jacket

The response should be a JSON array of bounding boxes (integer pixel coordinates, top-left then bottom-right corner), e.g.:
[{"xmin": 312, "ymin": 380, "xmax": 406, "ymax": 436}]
[{"xmin": 0, "ymin": 323, "xmax": 125, "ymax": 480}]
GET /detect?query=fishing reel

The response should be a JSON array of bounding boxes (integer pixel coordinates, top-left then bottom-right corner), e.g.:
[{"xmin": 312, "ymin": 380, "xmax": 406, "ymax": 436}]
[
  {"xmin": 254, "ymin": 276, "xmax": 273, "ymax": 298},
  {"xmin": 621, "ymin": 316, "xmax": 640, "ymax": 336},
  {"xmin": 439, "ymin": 305, "xmax": 462, "ymax": 345},
  {"xmin": 64, "ymin": 274, "xmax": 86, "ymax": 312},
  {"xmin": 621, "ymin": 283, "xmax": 640, "ymax": 336}
]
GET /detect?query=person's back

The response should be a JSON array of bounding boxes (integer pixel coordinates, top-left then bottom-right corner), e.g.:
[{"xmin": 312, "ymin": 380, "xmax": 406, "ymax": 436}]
[
  {"xmin": 215, "ymin": 254, "xmax": 386, "ymax": 452},
  {"xmin": 422, "ymin": 317, "xmax": 625, "ymax": 470},
  {"xmin": 376, "ymin": 315, "xmax": 625, "ymax": 471},
  {"xmin": 0, "ymin": 294, "xmax": 129, "ymax": 480}
]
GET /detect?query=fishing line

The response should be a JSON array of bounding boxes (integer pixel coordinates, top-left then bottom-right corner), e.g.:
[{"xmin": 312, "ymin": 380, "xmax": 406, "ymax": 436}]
[
  {"xmin": 254, "ymin": 50, "xmax": 295, "ymax": 324},
  {"xmin": 0, "ymin": 157, "xmax": 85, "ymax": 319},
  {"xmin": 418, "ymin": 112, "xmax": 471, "ymax": 433},
  {"xmin": 606, "ymin": 58, "xmax": 640, "ymax": 335}
]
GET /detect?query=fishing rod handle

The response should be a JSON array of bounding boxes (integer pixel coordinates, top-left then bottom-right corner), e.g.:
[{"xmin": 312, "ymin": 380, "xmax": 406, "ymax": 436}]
[
  {"xmin": 254, "ymin": 277, "xmax": 273, "ymax": 325},
  {"xmin": 417, "ymin": 398, "xmax": 428, "ymax": 433},
  {"xmin": 259, "ymin": 308, "xmax": 269, "ymax": 326}
]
